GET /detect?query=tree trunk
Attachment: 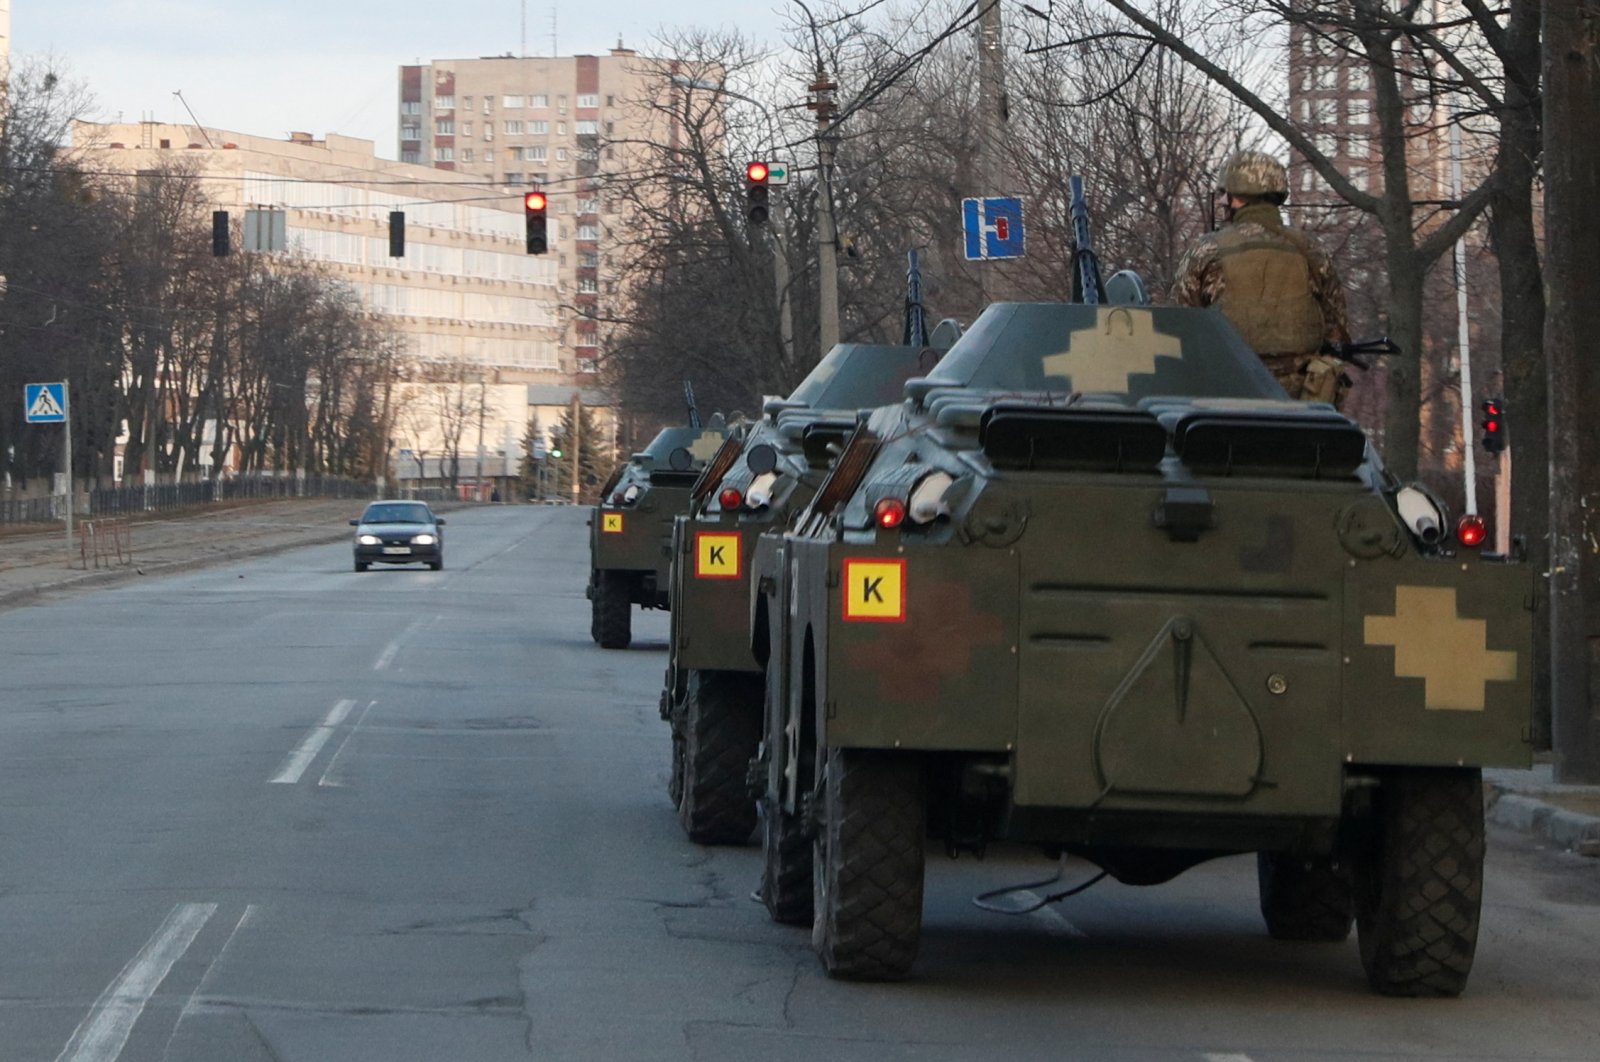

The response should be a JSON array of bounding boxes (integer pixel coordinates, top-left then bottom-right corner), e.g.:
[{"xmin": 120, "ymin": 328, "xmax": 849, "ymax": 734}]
[
  {"xmin": 1544, "ymin": 0, "xmax": 1600, "ymax": 782},
  {"xmin": 1493, "ymin": 0, "xmax": 1549, "ymax": 744}
]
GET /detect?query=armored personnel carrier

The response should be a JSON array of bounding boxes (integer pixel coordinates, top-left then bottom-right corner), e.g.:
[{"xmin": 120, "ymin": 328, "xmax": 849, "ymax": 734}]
[
  {"xmin": 663, "ymin": 337, "xmax": 946, "ymax": 844},
  {"xmin": 755, "ymin": 278, "xmax": 1531, "ymax": 993},
  {"xmin": 587, "ymin": 422, "xmax": 726, "ymax": 649}
]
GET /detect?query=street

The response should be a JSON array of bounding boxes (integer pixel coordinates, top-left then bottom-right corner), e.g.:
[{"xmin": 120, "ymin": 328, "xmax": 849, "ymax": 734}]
[{"xmin": 1, "ymin": 505, "xmax": 1597, "ymax": 1062}]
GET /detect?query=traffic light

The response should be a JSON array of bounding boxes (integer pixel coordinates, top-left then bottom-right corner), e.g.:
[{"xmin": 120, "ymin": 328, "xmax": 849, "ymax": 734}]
[
  {"xmin": 212, "ymin": 210, "xmax": 230, "ymax": 257},
  {"xmin": 745, "ymin": 161, "xmax": 770, "ymax": 226},
  {"xmin": 1481, "ymin": 396, "xmax": 1507, "ymax": 454},
  {"xmin": 388, "ymin": 211, "xmax": 406, "ymax": 258},
  {"xmin": 525, "ymin": 190, "xmax": 549, "ymax": 255}
]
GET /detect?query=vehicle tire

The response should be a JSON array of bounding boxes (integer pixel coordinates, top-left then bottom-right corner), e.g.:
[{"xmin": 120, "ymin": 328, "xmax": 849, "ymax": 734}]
[
  {"xmin": 812, "ymin": 747, "xmax": 925, "ymax": 980},
  {"xmin": 430, "ymin": 558, "xmax": 443, "ymax": 571},
  {"xmin": 676, "ymin": 670, "xmax": 761, "ymax": 845},
  {"xmin": 760, "ymin": 796, "xmax": 813, "ymax": 925},
  {"xmin": 354, "ymin": 560, "xmax": 368, "ymax": 572},
  {"xmin": 668, "ymin": 730, "xmax": 685, "ymax": 808},
  {"xmin": 1355, "ymin": 767, "xmax": 1484, "ymax": 997},
  {"xmin": 1257, "ymin": 851, "xmax": 1354, "ymax": 942},
  {"xmin": 594, "ymin": 571, "xmax": 632, "ymax": 650}
]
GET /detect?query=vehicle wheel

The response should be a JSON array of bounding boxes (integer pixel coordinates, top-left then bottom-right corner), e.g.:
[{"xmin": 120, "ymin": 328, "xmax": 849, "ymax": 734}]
[
  {"xmin": 676, "ymin": 670, "xmax": 761, "ymax": 844},
  {"xmin": 354, "ymin": 560, "xmax": 367, "ymax": 572},
  {"xmin": 812, "ymin": 747, "xmax": 925, "ymax": 980},
  {"xmin": 594, "ymin": 571, "xmax": 632, "ymax": 650},
  {"xmin": 1355, "ymin": 767, "xmax": 1484, "ymax": 997},
  {"xmin": 668, "ymin": 730, "xmax": 685, "ymax": 808},
  {"xmin": 760, "ymin": 796, "xmax": 813, "ymax": 924},
  {"xmin": 1258, "ymin": 851, "xmax": 1354, "ymax": 942},
  {"xmin": 430, "ymin": 558, "xmax": 443, "ymax": 571}
]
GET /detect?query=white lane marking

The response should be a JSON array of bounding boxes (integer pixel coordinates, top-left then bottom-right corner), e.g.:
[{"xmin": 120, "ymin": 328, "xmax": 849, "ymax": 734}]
[
  {"xmin": 373, "ymin": 614, "xmax": 437, "ymax": 672},
  {"xmin": 159, "ymin": 905, "xmax": 256, "ymax": 1061},
  {"xmin": 55, "ymin": 902, "xmax": 217, "ymax": 1062},
  {"xmin": 373, "ymin": 640, "xmax": 401, "ymax": 672},
  {"xmin": 1202, "ymin": 1055, "xmax": 1256, "ymax": 1062},
  {"xmin": 318, "ymin": 700, "xmax": 378, "ymax": 788},
  {"xmin": 269, "ymin": 699, "xmax": 356, "ymax": 784},
  {"xmin": 1019, "ymin": 891, "xmax": 1087, "ymax": 937}
]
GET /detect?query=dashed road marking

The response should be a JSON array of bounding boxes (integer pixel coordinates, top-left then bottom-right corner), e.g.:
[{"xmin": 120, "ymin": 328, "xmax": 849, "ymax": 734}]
[
  {"xmin": 160, "ymin": 905, "xmax": 256, "ymax": 1060},
  {"xmin": 1202, "ymin": 1054, "xmax": 1256, "ymax": 1062},
  {"xmin": 54, "ymin": 902, "xmax": 217, "ymax": 1062},
  {"xmin": 269, "ymin": 699, "xmax": 355, "ymax": 784},
  {"xmin": 318, "ymin": 700, "xmax": 378, "ymax": 787}
]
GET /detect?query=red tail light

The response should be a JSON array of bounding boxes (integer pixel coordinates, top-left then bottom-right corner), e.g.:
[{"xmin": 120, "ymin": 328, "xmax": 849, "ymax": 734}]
[
  {"xmin": 718, "ymin": 487, "xmax": 744, "ymax": 510},
  {"xmin": 1456, "ymin": 513, "xmax": 1487, "ymax": 548},
  {"xmin": 873, "ymin": 497, "xmax": 907, "ymax": 529}
]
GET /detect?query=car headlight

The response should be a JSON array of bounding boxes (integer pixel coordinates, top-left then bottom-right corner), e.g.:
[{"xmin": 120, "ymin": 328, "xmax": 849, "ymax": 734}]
[
  {"xmin": 358, "ymin": 534, "xmax": 381, "ymax": 545},
  {"xmin": 412, "ymin": 533, "xmax": 436, "ymax": 545}
]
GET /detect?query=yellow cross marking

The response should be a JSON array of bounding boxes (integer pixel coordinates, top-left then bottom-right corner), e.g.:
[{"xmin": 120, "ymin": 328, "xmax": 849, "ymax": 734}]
[
  {"xmin": 689, "ymin": 431, "xmax": 724, "ymax": 461},
  {"xmin": 1041, "ymin": 307, "xmax": 1183, "ymax": 392},
  {"xmin": 1364, "ymin": 585, "xmax": 1518, "ymax": 711}
]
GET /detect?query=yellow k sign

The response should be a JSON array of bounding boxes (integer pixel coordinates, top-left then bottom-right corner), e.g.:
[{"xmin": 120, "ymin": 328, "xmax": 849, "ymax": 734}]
[
  {"xmin": 842, "ymin": 559, "xmax": 906, "ymax": 622},
  {"xmin": 695, "ymin": 532, "xmax": 741, "ymax": 579},
  {"xmin": 601, "ymin": 513, "xmax": 624, "ymax": 534}
]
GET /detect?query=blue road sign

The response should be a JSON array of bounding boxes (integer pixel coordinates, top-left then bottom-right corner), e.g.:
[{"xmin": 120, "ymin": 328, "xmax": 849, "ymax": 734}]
[
  {"xmin": 962, "ymin": 196, "xmax": 1026, "ymax": 260},
  {"xmin": 24, "ymin": 382, "xmax": 67, "ymax": 423}
]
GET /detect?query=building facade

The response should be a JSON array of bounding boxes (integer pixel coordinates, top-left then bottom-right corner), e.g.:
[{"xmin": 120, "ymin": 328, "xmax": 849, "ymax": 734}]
[{"xmin": 399, "ymin": 48, "xmax": 660, "ymax": 378}]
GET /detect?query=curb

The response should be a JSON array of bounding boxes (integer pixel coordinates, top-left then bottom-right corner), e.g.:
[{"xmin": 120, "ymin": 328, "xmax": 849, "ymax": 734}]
[{"xmin": 1486, "ymin": 787, "xmax": 1600, "ymax": 856}]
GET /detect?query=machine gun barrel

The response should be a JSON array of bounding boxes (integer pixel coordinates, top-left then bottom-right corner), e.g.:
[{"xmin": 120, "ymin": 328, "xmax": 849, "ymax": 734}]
[
  {"xmin": 683, "ymin": 380, "xmax": 702, "ymax": 430},
  {"xmin": 903, "ymin": 249, "xmax": 927, "ymax": 347},
  {"xmin": 1069, "ymin": 176, "xmax": 1106, "ymax": 305},
  {"xmin": 1326, "ymin": 336, "xmax": 1401, "ymax": 371}
]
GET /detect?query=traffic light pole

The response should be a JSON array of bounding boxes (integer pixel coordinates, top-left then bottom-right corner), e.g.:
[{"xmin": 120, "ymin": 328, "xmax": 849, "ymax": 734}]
[{"xmin": 810, "ymin": 69, "xmax": 840, "ymax": 355}]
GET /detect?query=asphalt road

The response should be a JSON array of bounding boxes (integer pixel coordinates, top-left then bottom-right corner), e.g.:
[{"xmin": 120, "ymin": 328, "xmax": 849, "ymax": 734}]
[{"xmin": 2, "ymin": 506, "xmax": 1597, "ymax": 1062}]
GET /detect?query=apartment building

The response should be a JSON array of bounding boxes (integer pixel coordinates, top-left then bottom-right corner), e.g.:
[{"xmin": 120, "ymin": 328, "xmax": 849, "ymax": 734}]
[
  {"xmin": 71, "ymin": 121, "xmax": 616, "ymax": 479},
  {"xmin": 399, "ymin": 48, "xmax": 661, "ymax": 378}
]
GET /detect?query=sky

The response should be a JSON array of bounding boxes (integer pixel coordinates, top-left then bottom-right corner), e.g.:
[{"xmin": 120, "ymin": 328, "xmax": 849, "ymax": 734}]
[{"xmin": 17, "ymin": 0, "xmax": 792, "ymax": 159}]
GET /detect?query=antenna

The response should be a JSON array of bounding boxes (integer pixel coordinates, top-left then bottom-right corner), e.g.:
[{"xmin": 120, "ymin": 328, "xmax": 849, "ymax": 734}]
[
  {"xmin": 520, "ymin": 0, "xmax": 526, "ymax": 59},
  {"xmin": 550, "ymin": 6, "xmax": 558, "ymax": 57},
  {"xmin": 172, "ymin": 90, "xmax": 215, "ymax": 147}
]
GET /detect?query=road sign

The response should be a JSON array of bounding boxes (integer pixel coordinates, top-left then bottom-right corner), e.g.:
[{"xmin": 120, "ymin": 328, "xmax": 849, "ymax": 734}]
[
  {"xmin": 767, "ymin": 162, "xmax": 791, "ymax": 186},
  {"xmin": 962, "ymin": 196, "xmax": 1026, "ymax": 261},
  {"xmin": 25, "ymin": 382, "xmax": 67, "ymax": 423}
]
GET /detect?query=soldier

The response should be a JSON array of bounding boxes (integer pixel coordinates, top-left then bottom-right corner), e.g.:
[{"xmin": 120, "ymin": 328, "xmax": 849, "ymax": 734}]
[{"xmin": 1175, "ymin": 151, "xmax": 1352, "ymax": 408}]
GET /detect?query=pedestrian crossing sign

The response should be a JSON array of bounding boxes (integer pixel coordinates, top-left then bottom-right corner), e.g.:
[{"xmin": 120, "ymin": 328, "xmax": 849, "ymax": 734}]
[{"xmin": 24, "ymin": 382, "xmax": 67, "ymax": 423}]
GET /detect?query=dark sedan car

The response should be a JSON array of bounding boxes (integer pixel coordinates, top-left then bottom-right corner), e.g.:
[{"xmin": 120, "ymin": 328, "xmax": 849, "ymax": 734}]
[{"xmin": 351, "ymin": 500, "xmax": 445, "ymax": 572}]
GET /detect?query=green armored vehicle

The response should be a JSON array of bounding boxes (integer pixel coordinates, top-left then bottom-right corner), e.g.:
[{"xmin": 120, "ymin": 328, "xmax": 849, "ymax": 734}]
[
  {"xmin": 664, "ymin": 338, "xmax": 946, "ymax": 843},
  {"xmin": 754, "ymin": 295, "xmax": 1532, "ymax": 995},
  {"xmin": 587, "ymin": 423, "xmax": 726, "ymax": 649}
]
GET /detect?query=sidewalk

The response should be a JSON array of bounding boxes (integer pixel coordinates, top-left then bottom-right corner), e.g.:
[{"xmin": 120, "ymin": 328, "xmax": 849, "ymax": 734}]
[
  {"xmin": 1486, "ymin": 763, "xmax": 1600, "ymax": 857},
  {"xmin": 0, "ymin": 497, "xmax": 384, "ymax": 612}
]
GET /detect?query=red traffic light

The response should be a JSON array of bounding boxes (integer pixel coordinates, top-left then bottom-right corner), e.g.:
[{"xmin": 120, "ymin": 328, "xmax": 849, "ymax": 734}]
[
  {"xmin": 524, "ymin": 191, "xmax": 548, "ymax": 212},
  {"xmin": 746, "ymin": 161, "xmax": 770, "ymax": 184},
  {"xmin": 1456, "ymin": 513, "xmax": 1487, "ymax": 548}
]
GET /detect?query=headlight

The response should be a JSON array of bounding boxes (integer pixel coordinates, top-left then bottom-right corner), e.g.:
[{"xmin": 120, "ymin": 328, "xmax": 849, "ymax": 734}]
[
  {"xmin": 358, "ymin": 534, "xmax": 381, "ymax": 545},
  {"xmin": 412, "ymin": 533, "xmax": 436, "ymax": 545}
]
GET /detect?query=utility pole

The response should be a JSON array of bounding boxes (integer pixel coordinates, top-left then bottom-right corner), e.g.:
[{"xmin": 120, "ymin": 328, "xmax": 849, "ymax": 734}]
[
  {"xmin": 809, "ymin": 67, "xmax": 840, "ymax": 355},
  {"xmin": 772, "ymin": 214, "xmax": 796, "ymax": 372},
  {"xmin": 570, "ymin": 391, "xmax": 582, "ymax": 505},
  {"xmin": 976, "ymin": 0, "xmax": 1008, "ymax": 305},
  {"xmin": 1544, "ymin": 0, "xmax": 1600, "ymax": 782}
]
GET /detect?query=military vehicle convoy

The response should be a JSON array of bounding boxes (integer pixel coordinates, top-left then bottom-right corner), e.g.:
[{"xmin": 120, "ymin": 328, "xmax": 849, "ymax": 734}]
[
  {"xmin": 663, "ymin": 338, "xmax": 946, "ymax": 845},
  {"xmin": 587, "ymin": 422, "xmax": 726, "ymax": 649},
  {"xmin": 751, "ymin": 298, "xmax": 1533, "ymax": 995}
]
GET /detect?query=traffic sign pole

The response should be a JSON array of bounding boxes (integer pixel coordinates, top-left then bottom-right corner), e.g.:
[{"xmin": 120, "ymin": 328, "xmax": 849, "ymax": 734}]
[{"xmin": 64, "ymin": 385, "xmax": 72, "ymax": 552}]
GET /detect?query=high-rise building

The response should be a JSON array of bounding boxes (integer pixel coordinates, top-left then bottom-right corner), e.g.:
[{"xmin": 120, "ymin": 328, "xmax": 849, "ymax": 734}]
[{"xmin": 399, "ymin": 48, "xmax": 659, "ymax": 378}]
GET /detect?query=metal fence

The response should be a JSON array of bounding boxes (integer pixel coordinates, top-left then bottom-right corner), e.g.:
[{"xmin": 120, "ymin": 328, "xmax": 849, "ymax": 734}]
[{"xmin": 0, "ymin": 475, "xmax": 380, "ymax": 526}]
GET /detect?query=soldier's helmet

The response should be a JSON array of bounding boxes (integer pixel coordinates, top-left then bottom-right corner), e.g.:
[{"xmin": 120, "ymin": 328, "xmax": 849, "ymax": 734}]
[{"xmin": 1219, "ymin": 151, "xmax": 1289, "ymax": 201}]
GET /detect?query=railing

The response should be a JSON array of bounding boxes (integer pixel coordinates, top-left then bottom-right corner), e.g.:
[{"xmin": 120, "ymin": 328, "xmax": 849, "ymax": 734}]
[
  {"xmin": 79, "ymin": 517, "xmax": 134, "ymax": 570},
  {"xmin": 1, "ymin": 475, "xmax": 381, "ymax": 526},
  {"xmin": 0, "ymin": 496, "xmax": 60, "ymax": 524}
]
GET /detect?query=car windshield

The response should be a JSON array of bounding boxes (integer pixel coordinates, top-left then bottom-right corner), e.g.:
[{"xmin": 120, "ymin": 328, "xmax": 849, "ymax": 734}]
[{"xmin": 362, "ymin": 503, "xmax": 431, "ymax": 525}]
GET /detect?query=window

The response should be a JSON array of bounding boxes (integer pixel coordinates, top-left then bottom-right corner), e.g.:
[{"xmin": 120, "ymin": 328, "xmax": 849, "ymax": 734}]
[
  {"xmin": 1311, "ymin": 99, "xmax": 1334, "ymax": 126},
  {"xmin": 522, "ymin": 146, "xmax": 548, "ymax": 162},
  {"xmin": 462, "ymin": 148, "xmax": 474, "ymax": 162},
  {"xmin": 605, "ymin": 121, "xmax": 614, "ymax": 135},
  {"xmin": 558, "ymin": 95, "xmax": 567, "ymax": 113},
  {"xmin": 580, "ymin": 252, "xmax": 599, "ymax": 268},
  {"xmin": 435, "ymin": 146, "xmax": 454, "ymax": 161},
  {"xmin": 504, "ymin": 95, "xmax": 524, "ymax": 109},
  {"xmin": 576, "ymin": 146, "xmax": 599, "ymax": 161},
  {"xmin": 530, "ymin": 120, "xmax": 548, "ymax": 135},
  {"xmin": 557, "ymin": 148, "xmax": 568, "ymax": 161},
  {"xmin": 530, "ymin": 172, "xmax": 548, "ymax": 185},
  {"xmin": 505, "ymin": 120, "xmax": 524, "ymax": 135},
  {"xmin": 401, "ymin": 100, "xmax": 422, "ymax": 115},
  {"xmin": 484, "ymin": 126, "xmax": 494, "ymax": 140},
  {"xmin": 435, "ymin": 95, "xmax": 455, "ymax": 110},
  {"xmin": 462, "ymin": 96, "xmax": 473, "ymax": 109},
  {"xmin": 401, "ymin": 149, "xmax": 422, "ymax": 164},
  {"xmin": 1348, "ymin": 67, "xmax": 1371, "ymax": 92},
  {"xmin": 1347, "ymin": 99, "xmax": 1370, "ymax": 125},
  {"xmin": 436, "ymin": 119, "xmax": 455, "ymax": 135},
  {"xmin": 575, "ymin": 120, "xmax": 600, "ymax": 134},
  {"xmin": 462, "ymin": 121, "xmax": 473, "ymax": 136},
  {"xmin": 577, "ymin": 224, "xmax": 599, "ymax": 240},
  {"xmin": 1299, "ymin": 167, "xmax": 1315, "ymax": 192},
  {"xmin": 605, "ymin": 147, "xmax": 615, "ymax": 160},
  {"xmin": 1313, "ymin": 132, "xmax": 1337, "ymax": 157},
  {"xmin": 557, "ymin": 122, "xmax": 566, "ymax": 136},
  {"xmin": 483, "ymin": 97, "xmax": 493, "ymax": 113},
  {"xmin": 530, "ymin": 94, "xmax": 549, "ymax": 107},
  {"xmin": 1350, "ymin": 165, "xmax": 1368, "ymax": 193},
  {"xmin": 605, "ymin": 95, "xmax": 614, "ymax": 107},
  {"xmin": 577, "ymin": 94, "xmax": 599, "ymax": 107},
  {"xmin": 505, "ymin": 171, "xmax": 523, "ymax": 185},
  {"xmin": 1316, "ymin": 65, "xmax": 1338, "ymax": 90},
  {"xmin": 577, "ymin": 198, "xmax": 599, "ymax": 213},
  {"xmin": 401, "ymin": 125, "xmax": 421, "ymax": 140}
]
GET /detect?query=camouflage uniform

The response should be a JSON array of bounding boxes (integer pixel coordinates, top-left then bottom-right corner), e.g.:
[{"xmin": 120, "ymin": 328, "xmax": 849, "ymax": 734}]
[{"xmin": 1175, "ymin": 156, "xmax": 1352, "ymax": 408}]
